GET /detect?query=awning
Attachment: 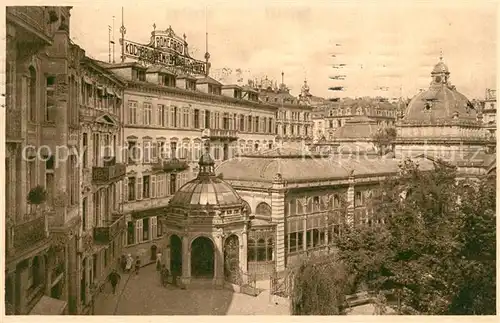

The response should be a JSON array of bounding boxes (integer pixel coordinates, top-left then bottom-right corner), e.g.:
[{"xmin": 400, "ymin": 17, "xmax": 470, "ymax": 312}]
[
  {"xmin": 29, "ymin": 296, "xmax": 67, "ymax": 315},
  {"xmin": 106, "ymin": 88, "xmax": 115, "ymax": 96},
  {"xmin": 116, "ymin": 91, "xmax": 122, "ymax": 100},
  {"xmin": 96, "ymin": 85, "xmax": 104, "ymax": 92}
]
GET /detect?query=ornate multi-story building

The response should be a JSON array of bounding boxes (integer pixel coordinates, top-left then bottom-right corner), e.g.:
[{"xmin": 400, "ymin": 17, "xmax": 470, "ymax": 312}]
[
  {"xmin": 312, "ymin": 97, "xmax": 397, "ymax": 141},
  {"xmin": 252, "ymin": 74, "xmax": 314, "ymax": 149},
  {"xmin": 5, "ymin": 6, "xmax": 80, "ymax": 315},
  {"xmin": 77, "ymin": 57, "xmax": 127, "ymax": 314},
  {"xmin": 96, "ymin": 25, "xmax": 280, "ymax": 266}
]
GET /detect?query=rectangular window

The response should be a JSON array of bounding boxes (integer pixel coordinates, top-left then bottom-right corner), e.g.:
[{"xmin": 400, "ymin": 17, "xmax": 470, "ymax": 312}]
[
  {"xmin": 128, "ymin": 101, "xmax": 137, "ymax": 125},
  {"xmin": 82, "ymin": 133, "xmax": 88, "ymax": 168},
  {"xmin": 143, "ymin": 175, "xmax": 150, "ymax": 198},
  {"xmin": 92, "ymin": 133, "xmax": 100, "ymax": 166},
  {"xmin": 127, "ymin": 221, "xmax": 135, "ymax": 245},
  {"xmin": 183, "ymin": 108, "xmax": 189, "ymax": 128},
  {"xmin": 128, "ymin": 177, "xmax": 136, "ymax": 200},
  {"xmin": 45, "ymin": 76, "xmax": 56, "ymax": 122},
  {"xmin": 194, "ymin": 109, "xmax": 200, "ymax": 129},
  {"xmin": 205, "ymin": 110, "xmax": 211, "ymax": 128},
  {"xmin": 355, "ymin": 191, "xmax": 363, "ymax": 207},
  {"xmin": 170, "ymin": 142, "xmax": 177, "ymax": 159},
  {"xmin": 143, "ymin": 103, "xmax": 152, "ymax": 125},
  {"xmin": 143, "ymin": 218, "xmax": 149, "ymax": 241},
  {"xmin": 82, "ymin": 197, "xmax": 87, "ymax": 231},
  {"xmin": 157, "ymin": 104, "xmax": 166, "ymax": 127},
  {"xmin": 143, "ymin": 141, "xmax": 151, "ymax": 163}
]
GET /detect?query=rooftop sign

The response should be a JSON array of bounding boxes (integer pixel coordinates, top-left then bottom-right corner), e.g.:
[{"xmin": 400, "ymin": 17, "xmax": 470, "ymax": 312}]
[{"xmin": 120, "ymin": 26, "xmax": 207, "ymax": 75}]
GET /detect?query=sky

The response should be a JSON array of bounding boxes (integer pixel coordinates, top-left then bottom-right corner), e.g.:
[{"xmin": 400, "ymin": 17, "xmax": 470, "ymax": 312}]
[{"xmin": 68, "ymin": 0, "xmax": 497, "ymax": 100}]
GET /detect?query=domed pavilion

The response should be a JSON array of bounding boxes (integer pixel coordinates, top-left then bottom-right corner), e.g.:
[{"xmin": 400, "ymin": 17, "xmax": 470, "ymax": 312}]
[
  {"xmin": 395, "ymin": 55, "xmax": 488, "ymax": 160},
  {"xmin": 161, "ymin": 141, "xmax": 250, "ymax": 288}
]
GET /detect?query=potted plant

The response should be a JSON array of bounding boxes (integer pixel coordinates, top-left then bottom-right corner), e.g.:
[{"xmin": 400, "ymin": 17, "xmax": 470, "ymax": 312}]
[{"xmin": 27, "ymin": 185, "xmax": 47, "ymax": 213}]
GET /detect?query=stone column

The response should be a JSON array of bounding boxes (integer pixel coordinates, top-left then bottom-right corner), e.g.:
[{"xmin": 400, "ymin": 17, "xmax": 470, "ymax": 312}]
[
  {"xmin": 180, "ymin": 235, "xmax": 191, "ymax": 287},
  {"xmin": 271, "ymin": 174, "xmax": 286, "ymax": 272},
  {"xmin": 214, "ymin": 232, "xmax": 225, "ymax": 289},
  {"xmin": 239, "ymin": 226, "xmax": 248, "ymax": 284}
]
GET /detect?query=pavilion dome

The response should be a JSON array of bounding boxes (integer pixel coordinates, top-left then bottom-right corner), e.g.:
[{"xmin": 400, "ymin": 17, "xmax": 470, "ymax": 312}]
[
  {"xmin": 168, "ymin": 146, "xmax": 243, "ymax": 208},
  {"xmin": 403, "ymin": 57, "xmax": 477, "ymax": 124}
]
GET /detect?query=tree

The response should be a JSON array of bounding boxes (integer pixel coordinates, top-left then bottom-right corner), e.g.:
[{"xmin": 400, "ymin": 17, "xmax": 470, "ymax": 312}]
[
  {"xmin": 335, "ymin": 159, "xmax": 496, "ymax": 314},
  {"xmin": 372, "ymin": 127, "xmax": 397, "ymax": 155},
  {"xmin": 291, "ymin": 257, "xmax": 353, "ymax": 315}
]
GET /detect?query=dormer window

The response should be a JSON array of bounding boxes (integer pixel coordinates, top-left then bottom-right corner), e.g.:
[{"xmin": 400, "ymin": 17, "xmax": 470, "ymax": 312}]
[
  {"xmin": 186, "ymin": 80, "xmax": 196, "ymax": 91},
  {"xmin": 162, "ymin": 74, "xmax": 176, "ymax": 87},
  {"xmin": 234, "ymin": 89, "xmax": 242, "ymax": 99},
  {"xmin": 132, "ymin": 68, "xmax": 146, "ymax": 82},
  {"xmin": 208, "ymin": 84, "xmax": 221, "ymax": 95}
]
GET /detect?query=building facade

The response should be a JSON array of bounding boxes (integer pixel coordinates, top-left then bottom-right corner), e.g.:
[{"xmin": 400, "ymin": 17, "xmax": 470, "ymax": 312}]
[
  {"xmin": 77, "ymin": 57, "xmax": 127, "ymax": 314},
  {"xmin": 5, "ymin": 6, "xmax": 79, "ymax": 315},
  {"xmin": 481, "ymin": 88, "xmax": 496, "ymax": 138}
]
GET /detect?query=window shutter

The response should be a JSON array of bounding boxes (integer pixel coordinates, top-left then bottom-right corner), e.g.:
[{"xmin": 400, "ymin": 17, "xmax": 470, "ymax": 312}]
[
  {"xmin": 137, "ymin": 176, "xmax": 143, "ymax": 200},
  {"xmin": 151, "ymin": 175, "xmax": 156, "ymax": 198},
  {"xmin": 151, "ymin": 104, "xmax": 157, "ymax": 126},
  {"xmin": 157, "ymin": 174, "xmax": 163, "ymax": 197},
  {"xmin": 152, "ymin": 142, "xmax": 157, "ymax": 162},
  {"xmin": 151, "ymin": 216, "xmax": 157, "ymax": 240},
  {"xmin": 135, "ymin": 219, "xmax": 143, "ymax": 244},
  {"xmin": 166, "ymin": 174, "xmax": 170, "ymax": 196}
]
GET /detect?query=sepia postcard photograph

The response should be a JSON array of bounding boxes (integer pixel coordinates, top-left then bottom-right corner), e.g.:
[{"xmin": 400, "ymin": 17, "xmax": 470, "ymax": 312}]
[{"xmin": 1, "ymin": 0, "xmax": 498, "ymax": 318}]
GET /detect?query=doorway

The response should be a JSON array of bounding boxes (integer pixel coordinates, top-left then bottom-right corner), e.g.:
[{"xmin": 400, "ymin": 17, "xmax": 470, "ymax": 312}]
[
  {"xmin": 170, "ymin": 235, "xmax": 182, "ymax": 276},
  {"xmin": 191, "ymin": 236, "xmax": 215, "ymax": 278},
  {"xmin": 150, "ymin": 245, "xmax": 158, "ymax": 261},
  {"xmin": 223, "ymin": 144, "xmax": 229, "ymax": 161}
]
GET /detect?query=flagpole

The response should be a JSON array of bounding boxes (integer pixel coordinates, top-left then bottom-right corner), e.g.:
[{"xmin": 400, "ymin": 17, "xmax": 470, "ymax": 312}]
[{"xmin": 120, "ymin": 7, "xmax": 126, "ymax": 63}]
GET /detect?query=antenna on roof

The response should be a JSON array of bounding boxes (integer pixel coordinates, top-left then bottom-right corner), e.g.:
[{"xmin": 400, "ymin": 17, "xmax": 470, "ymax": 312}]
[
  {"xmin": 108, "ymin": 25, "xmax": 112, "ymax": 63},
  {"xmin": 204, "ymin": 6, "xmax": 211, "ymax": 77},
  {"xmin": 120, "ymin": 7, "xmax": 126, "ymax": 63},
  {"xmin": 112, "ymin": 15, "xmax": 116, "ymax": 63}
]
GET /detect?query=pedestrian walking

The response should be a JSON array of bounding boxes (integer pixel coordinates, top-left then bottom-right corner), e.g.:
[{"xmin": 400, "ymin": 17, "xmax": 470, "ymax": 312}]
[
  {"xmin": 108, "ymin": 269, "xmax": 121, "ymax": 294},
  {"xmin": 156, "ymin": 254, "xmax": 162, "ymax": 272},
  {"xmin": 120, "ymin": 254, "xmax": 127, "ymax": 272},
  {"xmin": 135, "ymin": 255, "xmax": 141, "ymax": 275},
  {"xmin": 125, "ymin": 254, "xmax": 133, "ymax": 273},
  {"xmin": 161, "ymin": 265, "xmax": 169, "ymax": 287}
]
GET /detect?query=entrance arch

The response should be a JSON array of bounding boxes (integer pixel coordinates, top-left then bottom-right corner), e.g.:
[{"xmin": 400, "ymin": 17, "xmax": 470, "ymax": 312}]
[
  {"xmin": 224, "ymin": 234, "xmax": 240, "ymax": 283},
  {"xmin": 150, "ymin": 245, "xmax": 158, "ymax": 261},
  {"xmin": 191, "ymin": 236, "xmax": 214, "ymax": 278},
  {"xmin": 170, "ymin": 235, "xmax": 182, "ymax": 276}
]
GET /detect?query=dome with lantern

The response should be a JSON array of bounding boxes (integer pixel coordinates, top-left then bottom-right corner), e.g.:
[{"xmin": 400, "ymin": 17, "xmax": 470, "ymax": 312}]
[
  {"xmin": 403, "ymin": 56, "xmax": 478, "ymax": 124},
  {"xmin": 166, "ymin": 141, "xmax": 248, "ymax": 219}
]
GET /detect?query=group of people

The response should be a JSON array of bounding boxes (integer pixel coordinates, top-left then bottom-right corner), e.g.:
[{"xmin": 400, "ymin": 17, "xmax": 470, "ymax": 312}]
[
  {"xmin": 120, "ymin": 254, "xmax": 141, "ymax": 275},
  {"xmin": 156, "ymin": 253, "xmax": 178, "ymax": 287}
]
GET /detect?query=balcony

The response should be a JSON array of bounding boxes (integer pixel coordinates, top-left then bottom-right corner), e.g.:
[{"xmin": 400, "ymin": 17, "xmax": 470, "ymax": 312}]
[
  {"xmin": 12, "ymin": 213, "xmax": 49, "ymax": 253},
  {"xmin": 152, "ymin": 158, "xmax": 190, "ymax": 173},
  {"xmin": 92, "ymin": 158, "xmax": 126, "ymax": 185},
  {"xmin": 201, "ymin": 128, "xmax": 239, "ymax": 141},
  {"xmin": 6, "ymin": 7, "xmax": 54, "ymax": 47},
  {"xmin": 93, "ymin": 213, "xmax": 126, "ymax": 245}
]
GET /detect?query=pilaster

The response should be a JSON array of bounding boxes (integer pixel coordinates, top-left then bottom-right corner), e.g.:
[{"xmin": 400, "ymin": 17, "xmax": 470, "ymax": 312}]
[
  {"xmin": 347, "ymin": 170, "xmax": 355, "ymax": 226},
  {"xmin": 214, "ymin": 231, "xmax": 224, "ymax": 289},
  {"xmin": 180, "ymin": 235, "xmax": 191, "ymax": 287},
  {"xmin": 271, "ymin": 173, "xmax": 286, "ymax": 272}
]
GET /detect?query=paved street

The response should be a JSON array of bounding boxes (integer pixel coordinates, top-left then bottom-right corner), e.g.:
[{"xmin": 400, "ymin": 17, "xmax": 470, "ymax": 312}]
[{"xmin": 94, "ymin": 265, "xmax": 290, "ymax": 315}]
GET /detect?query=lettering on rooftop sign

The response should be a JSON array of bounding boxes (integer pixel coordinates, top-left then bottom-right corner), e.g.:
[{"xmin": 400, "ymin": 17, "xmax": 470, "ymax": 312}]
[{"xmin": 121, "ymin": 26, "xmax": 206, "ymax": 75}]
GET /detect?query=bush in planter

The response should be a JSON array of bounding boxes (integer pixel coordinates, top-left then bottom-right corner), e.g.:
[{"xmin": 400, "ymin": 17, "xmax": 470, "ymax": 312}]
[{"xmin": 27, "ymin": 185, "xmax": 47, "ymax": 205}]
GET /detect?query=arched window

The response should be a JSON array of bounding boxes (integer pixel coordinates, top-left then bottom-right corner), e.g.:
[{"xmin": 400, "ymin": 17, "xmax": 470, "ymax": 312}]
[
  {"xmin": 28, "ymin": 66, "xmax": 37, "ymax": 122},
  {"xmin": 257, "ymin": 239, "xmax": 266, "ymax": 261},
  {"xmin": 247, "ymin": 239, "xmax": 256, "ymax": 262},
  {"xmin": 255, "ymin": 202, "xmax": 271, "ymax": 216},
  {"xmin": 266, "ymin": 238, "xmax": 273, "ymax": 261}
]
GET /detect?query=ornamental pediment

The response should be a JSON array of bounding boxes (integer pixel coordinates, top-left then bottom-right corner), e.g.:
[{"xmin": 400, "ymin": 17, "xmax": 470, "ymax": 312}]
[{"xmin": 95, "ymin": 113, "xmax": 119, "ymax": 127}]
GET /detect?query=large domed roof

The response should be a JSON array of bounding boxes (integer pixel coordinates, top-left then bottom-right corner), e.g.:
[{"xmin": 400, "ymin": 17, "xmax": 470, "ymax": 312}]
[
  {"xmin": 168, "ymin": 143, "xmax": 243, "ymax": 208},
  {"xmin": 404, "ymin": 57, "xmax": 477, "ymax": 123}
]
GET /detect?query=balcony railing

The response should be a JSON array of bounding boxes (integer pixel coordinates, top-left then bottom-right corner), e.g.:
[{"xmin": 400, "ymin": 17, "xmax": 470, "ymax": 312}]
[
  {"xmin": 152, "ymin": 158, "xmax": 190, "ymax": 173},
  {"xmin": 51, "ymin": 262, "xmax": 65, "ymax": 282},
  {"xmin": 93, "ymin": 213, "xmax": 126, "ymax": 245},
  {"xmin": 92, "ymin": 159, "xmax": 126, "ymax": 184},
  {"xmin": 201, "ymin": 128, "xmax": 239, "ymax": 141},
  {"xmin": 6, "ymin": 7, "xmax": 53, "ymax": 43},
  {"xmin": 13, "ymin": 213, "xmax": 49, "ymax": 252}
]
